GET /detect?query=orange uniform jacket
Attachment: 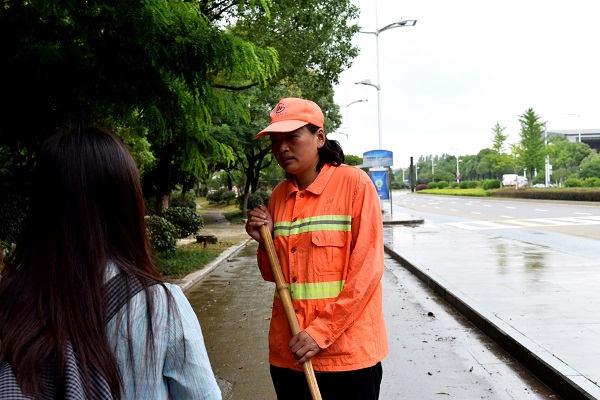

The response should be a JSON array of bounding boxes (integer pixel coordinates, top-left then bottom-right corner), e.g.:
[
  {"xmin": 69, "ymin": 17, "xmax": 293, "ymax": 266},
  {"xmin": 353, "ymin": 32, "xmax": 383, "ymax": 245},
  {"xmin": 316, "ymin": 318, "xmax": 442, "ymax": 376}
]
[{"xmin": 257, "ymin": 163, "xmax": 389, "ymax": 372}]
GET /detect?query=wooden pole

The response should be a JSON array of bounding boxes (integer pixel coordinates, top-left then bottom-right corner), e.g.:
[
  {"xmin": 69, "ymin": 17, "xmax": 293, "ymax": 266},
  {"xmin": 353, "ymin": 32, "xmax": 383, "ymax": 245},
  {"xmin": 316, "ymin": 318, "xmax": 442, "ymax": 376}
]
[{"xmin": 259, "ymin": 225, "xmax": 322, "ymax": 400}]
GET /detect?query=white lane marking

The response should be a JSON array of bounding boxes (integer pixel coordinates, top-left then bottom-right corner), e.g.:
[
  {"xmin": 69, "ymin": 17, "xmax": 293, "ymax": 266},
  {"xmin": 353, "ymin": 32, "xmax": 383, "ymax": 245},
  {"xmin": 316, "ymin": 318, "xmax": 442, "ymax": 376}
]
[
  {"xmin": 500, "ymin": 215, "xmax": 514, "ymax": 219},
  {"xmin": 445, "ymin": 216, "xmax": 600, "ymax": 230},
  {"xmin": 535, "ymin": 209, "xmax": 549, "ymax": 212},
  {"xmin": 471, "ymin": 212, "xmax": 481, "ymax": 215},
  {"xmin": 483, "ymin": 205, "xmax": 492, "ymax": 207},
  {"xmin": 575, "ymin": 212, "xmax": 592, "ymax": 215},
  {"xmin": 506, "ymin": 206, "xmax": 516, "ymax": 209}
]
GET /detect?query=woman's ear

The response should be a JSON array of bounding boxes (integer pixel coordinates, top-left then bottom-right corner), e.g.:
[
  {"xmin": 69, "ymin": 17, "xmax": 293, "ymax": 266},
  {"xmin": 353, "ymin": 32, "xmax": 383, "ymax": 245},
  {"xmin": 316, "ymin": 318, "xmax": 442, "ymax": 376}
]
[{"xmin": 316, "ymin": 128, "xmax": 326, "ymax": 148}]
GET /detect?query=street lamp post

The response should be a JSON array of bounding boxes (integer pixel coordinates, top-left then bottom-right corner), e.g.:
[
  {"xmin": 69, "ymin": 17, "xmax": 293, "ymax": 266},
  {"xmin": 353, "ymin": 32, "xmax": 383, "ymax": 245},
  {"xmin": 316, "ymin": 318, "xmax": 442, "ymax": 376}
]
[
  {"xmin": 355, "ymin": 3, "xmax": 416, "ymax": 150},
  {"xmin": 456, "ymin": 158, "xmax": 462, "ymax": 182}
]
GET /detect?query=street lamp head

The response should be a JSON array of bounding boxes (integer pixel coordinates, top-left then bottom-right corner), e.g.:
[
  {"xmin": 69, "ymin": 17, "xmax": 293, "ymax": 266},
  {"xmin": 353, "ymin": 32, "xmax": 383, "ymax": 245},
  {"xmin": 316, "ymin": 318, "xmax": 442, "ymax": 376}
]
[
  {"xmin": 378, "ymin": 19, "xmax": 418, "ymax": 33},
  {"xmin": 345, "ymin": 99, "xmax": 368, "ymax": 107},
  {"xmin": 355, "ymin": 79, "xmax": 380, "ymax": 90}
]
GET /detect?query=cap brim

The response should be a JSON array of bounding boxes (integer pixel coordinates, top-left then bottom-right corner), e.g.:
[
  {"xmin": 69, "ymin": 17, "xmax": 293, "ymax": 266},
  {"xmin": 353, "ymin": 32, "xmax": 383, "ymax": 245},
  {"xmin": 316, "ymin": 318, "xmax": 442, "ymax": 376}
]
[{"xmin": 253, "ymin": 120, "xmax": 309, "ymax": 139}]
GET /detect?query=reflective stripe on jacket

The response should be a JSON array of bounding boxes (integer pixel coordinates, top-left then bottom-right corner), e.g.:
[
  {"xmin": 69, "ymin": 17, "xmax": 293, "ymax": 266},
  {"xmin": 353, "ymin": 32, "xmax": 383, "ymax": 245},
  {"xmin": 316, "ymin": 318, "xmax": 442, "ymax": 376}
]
[{"xmin": 257, "ymin": 163, "xmax": 389, "ymax": 372}]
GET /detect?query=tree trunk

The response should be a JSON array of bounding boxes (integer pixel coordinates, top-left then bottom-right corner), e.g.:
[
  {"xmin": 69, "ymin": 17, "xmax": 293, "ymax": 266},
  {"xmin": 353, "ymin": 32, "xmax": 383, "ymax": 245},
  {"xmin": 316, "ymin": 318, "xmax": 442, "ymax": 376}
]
[{"xmin": 154, "ymin": 144, "xmax": 174, "ymax": 215}]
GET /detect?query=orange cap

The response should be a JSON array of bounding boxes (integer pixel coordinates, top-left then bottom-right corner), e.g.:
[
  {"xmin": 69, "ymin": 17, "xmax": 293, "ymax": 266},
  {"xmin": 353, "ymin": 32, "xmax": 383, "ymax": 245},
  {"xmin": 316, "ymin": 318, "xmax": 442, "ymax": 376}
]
[{"xmin": 253, "ymin": 98, "xmax": 324, "ymax": 139}]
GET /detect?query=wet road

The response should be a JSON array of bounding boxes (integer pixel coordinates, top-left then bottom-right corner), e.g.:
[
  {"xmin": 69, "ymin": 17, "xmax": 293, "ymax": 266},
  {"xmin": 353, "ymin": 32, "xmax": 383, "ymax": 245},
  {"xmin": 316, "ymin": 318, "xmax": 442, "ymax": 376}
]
[{"xmin": 186, "ymin": 241, "xmax": 557, "ymax": 399}]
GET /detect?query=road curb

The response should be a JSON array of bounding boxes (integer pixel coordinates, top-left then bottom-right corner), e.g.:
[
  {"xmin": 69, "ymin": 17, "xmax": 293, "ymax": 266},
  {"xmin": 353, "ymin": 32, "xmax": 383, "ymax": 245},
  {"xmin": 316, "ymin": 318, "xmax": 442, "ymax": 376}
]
[
  {"xmin": 176, "ymin": 238, "xmax": 252, "ymax": 293},
  {"xmin": 384, "ymin": 244, "xmax": 600, "ymax": 400}
]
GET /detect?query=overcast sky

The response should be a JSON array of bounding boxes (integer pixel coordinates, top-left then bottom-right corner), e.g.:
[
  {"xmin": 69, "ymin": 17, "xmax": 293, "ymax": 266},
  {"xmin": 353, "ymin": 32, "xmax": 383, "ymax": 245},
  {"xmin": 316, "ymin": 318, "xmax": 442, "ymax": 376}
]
[{"xmin": 332, "ymin": 0, "xmax": 600, "ymax": 168}]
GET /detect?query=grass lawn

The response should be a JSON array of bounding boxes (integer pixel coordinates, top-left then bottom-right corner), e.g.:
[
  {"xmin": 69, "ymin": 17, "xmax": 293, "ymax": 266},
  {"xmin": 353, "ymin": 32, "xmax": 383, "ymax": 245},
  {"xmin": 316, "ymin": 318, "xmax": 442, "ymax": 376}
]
[
  {"xmin": 155, "ymin": 240, "xmax": 241, "ymax": 279},
  {"xmin": 156, "ymin": 197, "xmax": 246, "ymax": 279}
]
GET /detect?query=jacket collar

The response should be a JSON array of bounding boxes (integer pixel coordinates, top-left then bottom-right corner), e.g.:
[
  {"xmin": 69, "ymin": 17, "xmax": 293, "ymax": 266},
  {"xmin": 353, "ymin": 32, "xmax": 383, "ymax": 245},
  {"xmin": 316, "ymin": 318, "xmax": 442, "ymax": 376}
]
[{"xmin": 285, "ymin": 163, "xmax": 336, "ymax": 197}]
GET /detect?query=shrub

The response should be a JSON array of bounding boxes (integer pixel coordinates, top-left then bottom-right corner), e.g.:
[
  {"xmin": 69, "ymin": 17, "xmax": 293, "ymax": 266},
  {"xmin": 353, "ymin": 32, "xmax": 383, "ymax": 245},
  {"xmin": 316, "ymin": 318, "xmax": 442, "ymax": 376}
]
[
  {"xmin": 207, "ymin": 188, "xmax": 236, "ymax": 204},
  {"xmin": 220, "ymin": 190, "xmax": 237, "ymax": 204},
  {"xmin": 482, "ymin": 179, "xmax": 501, "ymax": 190},
  {"xmin": 206, "ymin": 190, "xmax": 222, "ymax": 203},
  {"xmin": 467, "ymin": 181, "xmax": 479, "ymax": 188},
  {"xmin": 427, "ymin": 182, "xmax": 438, "ymax": 189},
  {"xmin": 436, "ymin": 181, "xmax": 449, "ymax": 189},
  {"xmin": 459, "ymin": 182, "xmax": 468, "ymax": 189},
  {"xmin": 146, "ymin": 216, "xmax": 178, "ymax": 253},
  {"xmin": 170, "ymin": 197, "xmax": 197, "ymax": 209},
  {"xmin": 163, "ymin": 207, "xmax": 204, "ymax": 239},
  {"xmin": 565, "ymin": 178, "xmax": 583, "ymax": 188},
  {"xmin": 144, "ymin": 197, "xmax": 157, "ymax": 215},
  {"xmin": 450, "ymin": 182, "xmax": 460, "ymax": 188},
  {"xmin": 583, "ymin": 177, "xmax": 600, "ymax": 187},
  {"xmin": 240, "ymin": 190, "xmax": 271, "ymax": 210},
  {"xmin": 0, "ymin": 189, "xmax": 29, "ymax": 245},
  {"xmin": 415, "ymin": 184, "xmax": 428, "ymax": 191}
]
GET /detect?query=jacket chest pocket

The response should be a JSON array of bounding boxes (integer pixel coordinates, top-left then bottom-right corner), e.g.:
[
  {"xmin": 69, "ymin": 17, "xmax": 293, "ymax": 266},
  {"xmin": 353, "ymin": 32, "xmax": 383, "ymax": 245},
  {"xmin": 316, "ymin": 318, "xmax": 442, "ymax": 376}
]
[{"xmin": 309, "ymin": 231, "xmax": 347, "ymax": 276}]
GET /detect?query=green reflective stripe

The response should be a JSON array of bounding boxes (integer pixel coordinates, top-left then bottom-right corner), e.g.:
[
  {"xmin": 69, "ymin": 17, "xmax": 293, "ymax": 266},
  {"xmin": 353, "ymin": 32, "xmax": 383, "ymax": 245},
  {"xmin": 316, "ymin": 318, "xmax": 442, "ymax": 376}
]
[
  {"xmin": 274, "ymin": 280, "xmax": 345, "ymax": 300},
  {"xmin": 274, "ymin": 215, "xmax": 351, "ymax": 237}
]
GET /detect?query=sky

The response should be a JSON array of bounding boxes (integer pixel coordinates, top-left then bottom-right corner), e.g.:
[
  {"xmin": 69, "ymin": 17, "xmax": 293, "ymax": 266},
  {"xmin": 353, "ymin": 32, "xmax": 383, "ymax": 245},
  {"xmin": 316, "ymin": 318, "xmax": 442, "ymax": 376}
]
[{"xmin": 332, "ymin": 0, "xmax": 600, "ymax": 169}]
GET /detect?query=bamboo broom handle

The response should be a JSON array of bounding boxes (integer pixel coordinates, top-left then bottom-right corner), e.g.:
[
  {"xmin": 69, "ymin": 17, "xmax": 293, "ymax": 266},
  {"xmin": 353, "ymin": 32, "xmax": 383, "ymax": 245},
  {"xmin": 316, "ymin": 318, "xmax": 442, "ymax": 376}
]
[{"xmin": 259, "ymin": 224, "xmax": 322, "ymax": 400}]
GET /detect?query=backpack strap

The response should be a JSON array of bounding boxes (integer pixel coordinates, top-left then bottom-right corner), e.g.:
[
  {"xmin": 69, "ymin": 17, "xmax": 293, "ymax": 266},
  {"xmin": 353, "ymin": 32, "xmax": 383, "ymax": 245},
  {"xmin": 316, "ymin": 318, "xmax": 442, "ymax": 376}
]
[
  {"xmin": 104, "ymin": 272, "xmax": 151, "ymax": 322},
  {"xmin": 0, "ymin": 272, "xmax": 159, "ymax": 399}
]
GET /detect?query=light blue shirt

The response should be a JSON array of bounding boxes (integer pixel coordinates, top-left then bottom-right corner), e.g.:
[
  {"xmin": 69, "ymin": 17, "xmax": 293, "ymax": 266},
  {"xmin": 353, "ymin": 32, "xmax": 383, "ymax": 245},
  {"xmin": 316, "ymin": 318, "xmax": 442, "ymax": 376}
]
[{"xmin": 106, "ymin": 265, "xmax": 221, "ymax": 400}]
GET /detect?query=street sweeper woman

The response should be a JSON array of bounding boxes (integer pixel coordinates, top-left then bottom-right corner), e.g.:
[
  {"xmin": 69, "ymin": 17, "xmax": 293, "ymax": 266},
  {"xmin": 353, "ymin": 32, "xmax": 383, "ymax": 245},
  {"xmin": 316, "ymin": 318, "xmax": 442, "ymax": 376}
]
[{"xmin": 246, "ymin": 98, "xmax": 389, "ymax": 400}]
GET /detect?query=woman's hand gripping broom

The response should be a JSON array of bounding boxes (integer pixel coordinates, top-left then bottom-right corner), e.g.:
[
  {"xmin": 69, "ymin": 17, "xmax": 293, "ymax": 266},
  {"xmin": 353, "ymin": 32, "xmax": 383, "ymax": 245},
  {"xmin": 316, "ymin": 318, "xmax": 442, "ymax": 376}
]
[{"xmin": 259, "ymin": 225, "xmax": 322, "ymax": 400}]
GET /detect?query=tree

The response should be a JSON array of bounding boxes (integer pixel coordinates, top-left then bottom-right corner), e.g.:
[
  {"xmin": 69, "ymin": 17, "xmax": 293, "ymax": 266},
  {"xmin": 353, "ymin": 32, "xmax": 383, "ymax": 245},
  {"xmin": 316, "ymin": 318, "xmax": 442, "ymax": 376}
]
[
  {"xmin": 517, "ymin": 108, "xmax": 546, "ymax": 180},
  {"xmin": 487, "ymin": 122, "xmax": 512, "ymax": 178},
  {"xmin": 491, "ymin": 122, "xmax": 509, "ymax": 153},
  {"xmin": 547, "ymin": 135, "xmax": 595, "ymax": 175},
  {"xmin": 210, "ymin": 1, "xmax": 360, "ymax": 216},
  {"xmin": 0, "ymin": 0, "xmax": 278, "ymax": 213},
  {"xmin": 579, "ymin": 154, "xmax": 600, "ymax": 179},
  {"xmin": 345, "ymin": 155, "xmax": 363, "ymax": 166}
]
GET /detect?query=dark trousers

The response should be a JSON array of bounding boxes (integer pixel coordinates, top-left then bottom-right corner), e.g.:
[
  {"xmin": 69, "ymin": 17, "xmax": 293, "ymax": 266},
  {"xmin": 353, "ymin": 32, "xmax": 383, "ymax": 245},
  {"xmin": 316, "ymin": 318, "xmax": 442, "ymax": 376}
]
[{"xmin": 270, "ymin": 362, "xmax": 383, "ymax": 400}]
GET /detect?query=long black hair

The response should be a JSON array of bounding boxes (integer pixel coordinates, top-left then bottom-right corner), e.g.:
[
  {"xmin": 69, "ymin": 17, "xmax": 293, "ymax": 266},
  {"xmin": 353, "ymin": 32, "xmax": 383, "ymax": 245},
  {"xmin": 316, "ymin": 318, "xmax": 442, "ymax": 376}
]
[{"xmin": 0, "ymin": 126, "xmax": 166, "ymax": 398}]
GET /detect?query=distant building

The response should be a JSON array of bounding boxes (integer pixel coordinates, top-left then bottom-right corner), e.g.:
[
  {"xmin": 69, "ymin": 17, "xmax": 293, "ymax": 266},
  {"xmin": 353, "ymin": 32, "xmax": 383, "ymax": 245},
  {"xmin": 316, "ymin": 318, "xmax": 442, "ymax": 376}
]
[{"xmin": 546, "ymin": 129, "xmax": 600, "ymax": 152}]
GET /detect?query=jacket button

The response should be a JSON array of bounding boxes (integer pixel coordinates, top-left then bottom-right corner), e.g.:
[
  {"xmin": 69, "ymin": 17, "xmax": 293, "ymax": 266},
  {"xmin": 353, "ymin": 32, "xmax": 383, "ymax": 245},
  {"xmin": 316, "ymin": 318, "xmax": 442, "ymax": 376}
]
[
  {"xmin": 294, "ymin": 308, "xmax": 299, "ymax": 313},
  {"xmin": 324, "ymin": 339, "xmax": 330, "ymax": 345},
  {"xmin": 299, "ymin": 193, "xmax": 305, "ymax": 198},
  {"xmin": 292, "ymin": 217, "xmax": 297, "ymax": 222},
  {"xmin": 291, "ymin": 247, "xmax": 296, "ymax": 253},
  {"xmin": 292, "ymin": 277, "xmax": 297, "ymax": 283}
]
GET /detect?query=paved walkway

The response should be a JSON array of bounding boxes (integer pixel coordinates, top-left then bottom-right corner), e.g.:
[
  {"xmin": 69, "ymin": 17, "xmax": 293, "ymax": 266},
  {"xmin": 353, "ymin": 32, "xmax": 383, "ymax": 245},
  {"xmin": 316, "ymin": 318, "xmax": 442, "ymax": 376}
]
[{"xmin": 382, "ymin": 206, "xmax": 600, "ymax": 399}]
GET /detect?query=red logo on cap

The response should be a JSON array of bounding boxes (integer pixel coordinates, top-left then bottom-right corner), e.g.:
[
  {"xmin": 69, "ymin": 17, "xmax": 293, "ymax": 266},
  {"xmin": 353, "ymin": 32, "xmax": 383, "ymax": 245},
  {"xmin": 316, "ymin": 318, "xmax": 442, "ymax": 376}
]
[{"xmin": 275, "ymin": 103, "xmax": 285, "ymax": 115}]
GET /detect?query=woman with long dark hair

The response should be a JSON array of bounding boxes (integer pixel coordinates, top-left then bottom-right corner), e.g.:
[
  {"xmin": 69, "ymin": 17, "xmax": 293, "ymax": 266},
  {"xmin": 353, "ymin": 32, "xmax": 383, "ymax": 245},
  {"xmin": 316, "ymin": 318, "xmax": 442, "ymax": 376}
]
[{"xmin": 0, "ymin": 126, "xmax": 221, "ymax": 399}]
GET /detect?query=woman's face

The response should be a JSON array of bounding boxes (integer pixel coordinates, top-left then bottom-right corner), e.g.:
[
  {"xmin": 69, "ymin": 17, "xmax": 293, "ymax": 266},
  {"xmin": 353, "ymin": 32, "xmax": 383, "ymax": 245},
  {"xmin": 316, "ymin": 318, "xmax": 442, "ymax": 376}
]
[{"xmin": 270, "ymin": 126, "xmax": 325, "ymax": 178}]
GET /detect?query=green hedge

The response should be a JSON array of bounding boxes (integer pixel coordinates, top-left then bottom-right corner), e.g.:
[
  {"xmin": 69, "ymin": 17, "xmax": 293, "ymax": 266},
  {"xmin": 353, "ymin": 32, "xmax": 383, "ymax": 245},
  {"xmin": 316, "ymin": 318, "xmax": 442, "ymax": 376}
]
[
  {"xmin": 482, "ymin": 179, "xmax": 501, "ymax": 190},
  {"xmin": 490, "ymin": 189, "xmax": 600, "ymax": 201}
]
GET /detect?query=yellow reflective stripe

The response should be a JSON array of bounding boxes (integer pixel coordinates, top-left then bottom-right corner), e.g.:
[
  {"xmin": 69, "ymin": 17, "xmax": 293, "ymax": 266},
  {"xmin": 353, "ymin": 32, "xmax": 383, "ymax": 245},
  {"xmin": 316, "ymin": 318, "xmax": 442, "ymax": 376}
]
[
  {"xmin": 274, "ymin": 215, "xmax": 351, "ymax": 237},
  {"xmin": 274, "ymin": 280, "xmax": 345, "ymax": 300}
]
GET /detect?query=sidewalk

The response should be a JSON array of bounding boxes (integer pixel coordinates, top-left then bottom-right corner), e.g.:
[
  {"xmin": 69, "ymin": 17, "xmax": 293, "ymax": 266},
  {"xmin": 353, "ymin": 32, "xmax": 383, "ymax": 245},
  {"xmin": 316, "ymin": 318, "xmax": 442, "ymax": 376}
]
[{"xmin": 382, "ymin": 212, "xmax": 600, "ymax": 399}]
